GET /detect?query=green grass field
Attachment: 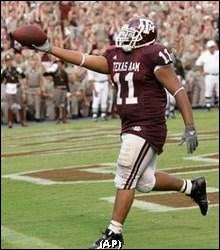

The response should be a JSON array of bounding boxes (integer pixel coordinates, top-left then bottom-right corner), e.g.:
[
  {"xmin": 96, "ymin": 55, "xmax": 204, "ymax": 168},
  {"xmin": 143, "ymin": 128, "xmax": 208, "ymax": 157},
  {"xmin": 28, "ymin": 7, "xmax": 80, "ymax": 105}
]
[{"xmin": 1, "ymin": 109, "xmax": 219, "ymax": 249}]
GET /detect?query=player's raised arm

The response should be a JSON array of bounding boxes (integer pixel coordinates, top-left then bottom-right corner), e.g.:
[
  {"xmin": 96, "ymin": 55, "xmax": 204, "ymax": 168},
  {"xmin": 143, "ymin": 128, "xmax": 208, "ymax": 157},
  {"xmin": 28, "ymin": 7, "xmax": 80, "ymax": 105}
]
[
  {"xmin": 32, "ymin": 41, "xmax": 110, "ymax": 74},
  {"xmin": 12, "ymin": 25, "xmax": 109, "ymax": 74}
]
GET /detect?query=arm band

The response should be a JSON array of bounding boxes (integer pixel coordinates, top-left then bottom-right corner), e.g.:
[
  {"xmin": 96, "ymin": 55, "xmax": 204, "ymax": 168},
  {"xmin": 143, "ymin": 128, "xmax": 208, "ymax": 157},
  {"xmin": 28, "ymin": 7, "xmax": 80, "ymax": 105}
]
[
  {"xmin": 79, "ymin": 53, "xmax": 87, "ymax": 66},
  {"xmin": 173, "ymin": 87, "xmax": 184, "ymax": 97}
]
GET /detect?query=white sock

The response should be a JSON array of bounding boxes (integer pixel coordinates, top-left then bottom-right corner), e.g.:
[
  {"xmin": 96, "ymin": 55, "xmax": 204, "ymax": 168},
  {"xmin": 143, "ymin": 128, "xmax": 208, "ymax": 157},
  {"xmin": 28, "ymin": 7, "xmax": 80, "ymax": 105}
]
[
  {"xmin": 108, "ymin": 220, "xmax": 123, "ymax": 234},
  {"xmin": 180, "ymin": 179, "xmax": 192, "ymax": 195}
]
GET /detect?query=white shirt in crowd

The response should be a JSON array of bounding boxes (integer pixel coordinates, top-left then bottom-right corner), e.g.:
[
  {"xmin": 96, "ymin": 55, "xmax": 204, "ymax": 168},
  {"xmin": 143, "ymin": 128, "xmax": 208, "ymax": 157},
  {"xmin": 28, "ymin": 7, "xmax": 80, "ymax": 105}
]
[{"xmin": 195, "ymin": 49, "xmax": 219, "ymax": 74}]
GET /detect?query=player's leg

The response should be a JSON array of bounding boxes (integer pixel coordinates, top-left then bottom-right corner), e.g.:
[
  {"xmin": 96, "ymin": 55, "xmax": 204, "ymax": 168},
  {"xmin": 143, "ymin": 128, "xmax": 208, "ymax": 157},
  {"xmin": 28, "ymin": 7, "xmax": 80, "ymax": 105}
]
[
  {"xmin": 137, "ymin": 161, "xmax": 208, "ymax": 216},
  {"xmin": 153, "ymin": 171, "xmax": 208, "ymax": 216},
  {"xmin": 90, "ymin": 134, "xmax": 153, "ymax": 249},
  {"xmin": 112, "ymin": 134, "xmax": 154, "ymax": 222},
  {"xmin": 153, "ymin": 171, "xmax": 184, "ymax": 191}
]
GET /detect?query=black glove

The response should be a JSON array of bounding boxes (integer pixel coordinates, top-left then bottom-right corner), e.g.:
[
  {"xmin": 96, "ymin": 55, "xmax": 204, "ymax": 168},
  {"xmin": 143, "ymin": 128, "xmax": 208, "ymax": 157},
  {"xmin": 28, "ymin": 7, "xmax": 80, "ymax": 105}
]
[{"xmin": 179, "ymin": 126, "xmax": 198, "ymax": 154}]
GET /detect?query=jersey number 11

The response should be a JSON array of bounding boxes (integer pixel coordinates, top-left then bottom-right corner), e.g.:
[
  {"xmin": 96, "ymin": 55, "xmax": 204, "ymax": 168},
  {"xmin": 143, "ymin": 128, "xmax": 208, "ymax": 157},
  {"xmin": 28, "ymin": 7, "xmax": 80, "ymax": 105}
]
[{"xmin": 113, "ymin": 72, "xmax": 138, "ymax": 105}]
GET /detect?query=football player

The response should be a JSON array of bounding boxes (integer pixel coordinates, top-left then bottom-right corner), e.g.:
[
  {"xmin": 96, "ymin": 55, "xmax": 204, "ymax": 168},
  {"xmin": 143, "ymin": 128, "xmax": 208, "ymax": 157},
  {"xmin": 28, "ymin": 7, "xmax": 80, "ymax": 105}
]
[{"xmin": 31, "ymin": 17, "xmax": 208, "ymax": 249}]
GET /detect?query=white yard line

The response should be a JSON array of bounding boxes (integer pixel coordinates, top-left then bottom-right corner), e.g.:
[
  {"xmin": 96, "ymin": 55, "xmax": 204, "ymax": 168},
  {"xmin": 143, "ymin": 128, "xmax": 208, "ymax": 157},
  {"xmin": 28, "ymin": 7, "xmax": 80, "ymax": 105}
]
[
  {"xmin": 101, "ymin": 196, "xmax": 218, "ymax": 213},
  {"xmin": 172, "ymin": 168, "xmax": 218, "ymax": 175},
  {"xmin": 101, "ymin": 187, "xmax": 219, "ymax": 213},
  {"xmin": 2, "ymin": 174, "xmax": 56, "ymax": 185},
  {"xmin": 2, "ymin": 173, "xmax": 114, "ymax": 185},
  {"xmin": 2, "ymin": 163, "xmax": 116, "ymax": 185},
  {"xmin": 184, "ymin": 153, "xmax": 219, "ymax": 163},
  {"xmin": 1, "ymin": 225, "xmax": 64, "ymax": 249},
  {"xmin": 134, "ymin": 187, "xmax": 219, "ymax": 196}
]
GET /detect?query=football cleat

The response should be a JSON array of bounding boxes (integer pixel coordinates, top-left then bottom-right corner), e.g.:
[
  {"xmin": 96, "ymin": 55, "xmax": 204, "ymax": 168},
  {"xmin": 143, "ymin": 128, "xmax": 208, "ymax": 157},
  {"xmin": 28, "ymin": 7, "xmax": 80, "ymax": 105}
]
[
  {"xmin": 89, "ymin": 228, "xmax": 124, "ymax": 249},
  {"xmin": 188, "ymin": 177, "xmax": 208, "ymax": 216}
]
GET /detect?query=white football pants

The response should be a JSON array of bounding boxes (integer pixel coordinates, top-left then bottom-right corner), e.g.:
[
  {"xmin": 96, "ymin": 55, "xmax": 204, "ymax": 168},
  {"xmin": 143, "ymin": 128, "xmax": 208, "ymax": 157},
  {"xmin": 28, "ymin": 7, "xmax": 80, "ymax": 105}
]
[{"xmin": 115, "ymin": 133, "xmax": 157, "ymax": 192}]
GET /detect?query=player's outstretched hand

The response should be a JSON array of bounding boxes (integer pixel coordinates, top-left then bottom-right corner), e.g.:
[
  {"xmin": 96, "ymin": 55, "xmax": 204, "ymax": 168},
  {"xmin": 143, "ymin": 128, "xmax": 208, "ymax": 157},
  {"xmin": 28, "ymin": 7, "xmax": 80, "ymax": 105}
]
[
  {"xmin": 179, "ymin": 126, "xmax": 198, "ymax": 154},
  {"xmin": 32, "ymin": 40, "xmax": 52, "ymax": 53}
]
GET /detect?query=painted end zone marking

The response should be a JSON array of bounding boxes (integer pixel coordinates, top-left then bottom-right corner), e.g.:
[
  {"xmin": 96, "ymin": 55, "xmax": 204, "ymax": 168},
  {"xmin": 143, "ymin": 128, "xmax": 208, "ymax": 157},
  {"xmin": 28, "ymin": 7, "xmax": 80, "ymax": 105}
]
[
  {"xmin": 2, "ymin": 153, "xmax": 218, "ymax": 185},
  {"xmin": 2, "ymin": 165, "xmax": 218, "ymax": 185}
]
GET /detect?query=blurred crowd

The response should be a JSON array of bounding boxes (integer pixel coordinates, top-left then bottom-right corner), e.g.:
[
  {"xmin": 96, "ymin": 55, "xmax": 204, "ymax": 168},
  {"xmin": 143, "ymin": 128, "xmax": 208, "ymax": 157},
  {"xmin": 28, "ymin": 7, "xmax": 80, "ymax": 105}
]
[{"xmin": 1, "ymin": 1, "xmax": 219, "ymax": 125}]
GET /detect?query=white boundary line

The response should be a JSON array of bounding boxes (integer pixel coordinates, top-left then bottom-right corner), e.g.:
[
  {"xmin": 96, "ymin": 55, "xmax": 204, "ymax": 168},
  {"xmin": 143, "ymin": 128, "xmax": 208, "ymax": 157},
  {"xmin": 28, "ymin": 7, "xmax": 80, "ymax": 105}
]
[{"xmin": 1, "ymin": 225, "xmax": 64, "ymax": 249}]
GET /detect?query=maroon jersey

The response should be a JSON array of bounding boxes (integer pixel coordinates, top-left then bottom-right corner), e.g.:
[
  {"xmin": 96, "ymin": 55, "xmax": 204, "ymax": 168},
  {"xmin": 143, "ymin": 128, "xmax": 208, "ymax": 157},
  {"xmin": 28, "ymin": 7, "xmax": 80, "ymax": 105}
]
[{"xmin": 104, "ymin": 43, "xmax": 173, "ymax": 154}]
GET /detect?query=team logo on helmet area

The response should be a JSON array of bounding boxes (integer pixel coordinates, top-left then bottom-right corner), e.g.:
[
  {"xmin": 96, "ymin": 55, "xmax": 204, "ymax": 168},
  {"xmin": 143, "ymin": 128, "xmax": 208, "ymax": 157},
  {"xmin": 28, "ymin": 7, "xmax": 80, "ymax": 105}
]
[
  {"xmin": 140, "ymin": 18, "xmax": 155, "ymax": 34},
  {"xmin": 115, "ymin": 16, "xmax": 157, "ymax": 52}
]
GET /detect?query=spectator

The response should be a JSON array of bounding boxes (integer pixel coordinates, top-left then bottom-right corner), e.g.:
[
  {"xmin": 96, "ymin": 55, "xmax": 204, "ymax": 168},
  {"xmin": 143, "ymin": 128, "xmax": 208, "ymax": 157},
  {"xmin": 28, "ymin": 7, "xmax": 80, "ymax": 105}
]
[
  {"xmin": 1, "ymin": 1, "xmax": 219, "ymax": 124},
  {"xmin": 25, "ymin": 54, "xmax": 44, "ymax": 121},
  {"xmin": 195, "ymin": 40, "xmax": 219, "ymax": 110},
  {"xmin": 87, "ymin": 49, "xmax": 109, "ymax": 121},
  {"xmin": 185, "ymin": 64, "xmax": 205, "ymax": 108},
  {"xmin": 1, "ymin": 53, "xmax": 27, "ymax": 128},
  {"xmin": 69, "ymin": 66, "xmax": 92, "ymax": 118},
  {"xmin": 41, "ymin": 75, "xmax": 56, "ymax": 121},
  {"xmin": 44, "ymin": 60, "xmax": 70, "ymax": 123}
]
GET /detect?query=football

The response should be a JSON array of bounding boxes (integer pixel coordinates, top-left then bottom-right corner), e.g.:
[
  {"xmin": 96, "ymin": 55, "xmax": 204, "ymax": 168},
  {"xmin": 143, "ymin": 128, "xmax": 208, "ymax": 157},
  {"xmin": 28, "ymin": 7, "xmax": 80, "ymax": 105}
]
[{"xmin": 12, "ymin": 25, "xmax": 47, "ymax": 47}]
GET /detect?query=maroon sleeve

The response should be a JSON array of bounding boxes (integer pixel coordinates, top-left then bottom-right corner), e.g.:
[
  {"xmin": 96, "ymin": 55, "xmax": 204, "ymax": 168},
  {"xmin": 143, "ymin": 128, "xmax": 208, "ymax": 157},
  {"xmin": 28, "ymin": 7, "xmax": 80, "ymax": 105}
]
[{"xmin": 151, "ymin": 44, "xmax": 173, "ymax": 70}]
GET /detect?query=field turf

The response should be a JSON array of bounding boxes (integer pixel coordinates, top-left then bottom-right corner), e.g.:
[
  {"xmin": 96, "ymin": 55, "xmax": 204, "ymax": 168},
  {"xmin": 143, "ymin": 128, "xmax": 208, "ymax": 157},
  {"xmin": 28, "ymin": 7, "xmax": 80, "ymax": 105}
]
[{"xmin": 1, "ymin": 109, "xmax": 219, "ymax": 249}]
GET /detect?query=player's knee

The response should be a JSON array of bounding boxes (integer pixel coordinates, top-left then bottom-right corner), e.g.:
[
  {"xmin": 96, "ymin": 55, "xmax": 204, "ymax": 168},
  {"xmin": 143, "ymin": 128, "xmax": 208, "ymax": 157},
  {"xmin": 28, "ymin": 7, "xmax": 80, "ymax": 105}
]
[
  {"xmin": 136, "ymin": 182, "xmax": 154, "ymax": 193},
  {"xmin": 136, "ymin": 175, "xmax": 156, "ymax": 193}
]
